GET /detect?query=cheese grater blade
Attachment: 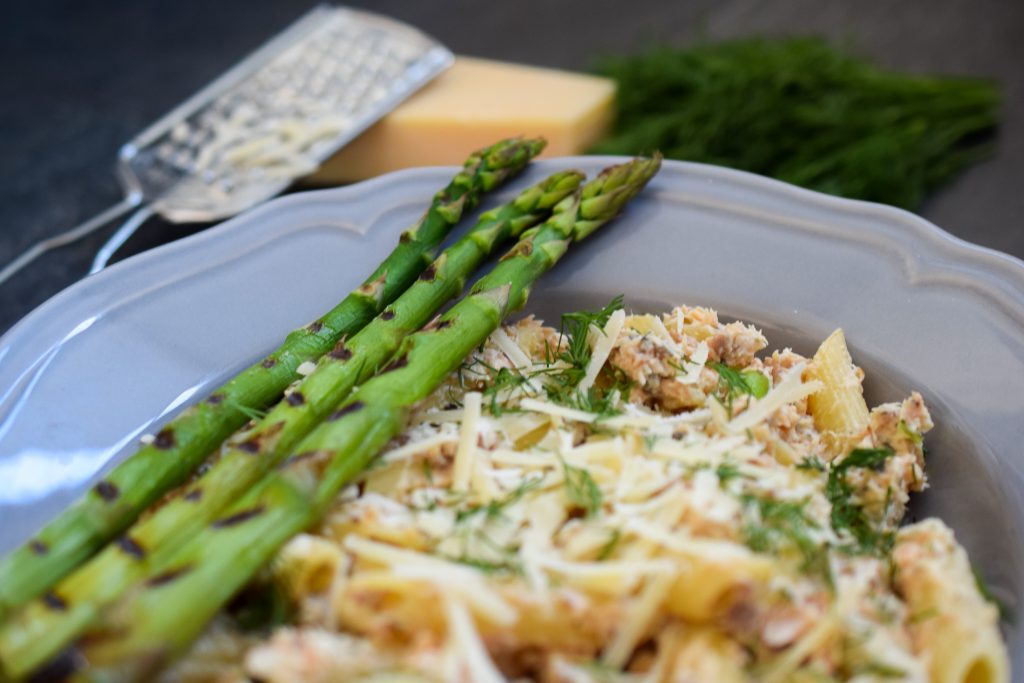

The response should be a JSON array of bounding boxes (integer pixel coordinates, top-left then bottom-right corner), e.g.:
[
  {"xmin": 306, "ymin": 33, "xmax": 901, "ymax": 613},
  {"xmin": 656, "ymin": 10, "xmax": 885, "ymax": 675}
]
[{"xmin": 0, "ymin": 5, "xmax": 452, "ymax": 284}]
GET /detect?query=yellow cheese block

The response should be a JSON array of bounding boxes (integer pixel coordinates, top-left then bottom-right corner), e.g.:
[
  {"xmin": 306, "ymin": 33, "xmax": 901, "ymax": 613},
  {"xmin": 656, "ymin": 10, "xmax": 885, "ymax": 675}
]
[{"xmin": 308, "ymin": 57, "xmax": 616, "ymax": 183}]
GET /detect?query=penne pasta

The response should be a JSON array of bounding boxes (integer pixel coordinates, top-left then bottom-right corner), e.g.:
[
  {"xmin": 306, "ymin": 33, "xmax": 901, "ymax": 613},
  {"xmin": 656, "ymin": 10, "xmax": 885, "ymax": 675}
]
[
  {"xmin": 806, "ymin": 328, "xmax": 870, "ymax": 457},
  {"xmin": 893, "ymin": 520, "xmax": 1009, "ymax": 683}
]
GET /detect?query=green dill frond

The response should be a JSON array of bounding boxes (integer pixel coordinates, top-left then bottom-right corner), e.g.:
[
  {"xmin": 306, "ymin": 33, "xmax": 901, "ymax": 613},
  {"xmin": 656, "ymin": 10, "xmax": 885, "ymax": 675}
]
[
  {"xmin": 443, "ymin": 552, "xmax": 524, "ymax": 576},
  {"xmin": 455, "ymin": 475, "xmax": 543, "ymax": 524},
  {"xmin": 973, "ymin": 565, "xmax": 1014, "ymax": 623},
  {"xmin": 534, "ymin": 297, "xmax": 632, "ymax": 418},
  {"xmin": 741, "ymin": 494, "xmax": 831, "ymax": 585},
  {"xmin": 558, "ymin": 295, "xmax": 625, "ymax": 371},
  {"xmin": 826, "ymin": 446, "xmax": 896, "ymax": 556},
  {"xmin": 898, "ymin": 420, "xmax": 924, "ymax": 445},
  {"xmin": 836, "ymin": 446, "xmax": 895, "ymax": 471},
  {"xmin": 475, "ymin": 360, "xmax": 537, "ymax": 415},
  {"xmin": 546, "ymin": 384, "xmax": 625, "ymax": 420},
  {"xmin": 559, "ymin": 457, "xmax": 603, "ymax": 518},
  {"xmin": 596, "ymin": 529, "xmax": 621, "ymax": 561},
  {"xmin": 642, "ymin": 432, "xmax": 659, "ymax": 452},
  {"xmin": 715, "ymin": 461, "xmax": 743, "ymax": 485},
  {"xmin": 796, "ymin": 455, "xmax": 827, "ymax": 472},
  {"xmin": 710, "ymin": 362, "xmax": 769, "ymax": 416}
]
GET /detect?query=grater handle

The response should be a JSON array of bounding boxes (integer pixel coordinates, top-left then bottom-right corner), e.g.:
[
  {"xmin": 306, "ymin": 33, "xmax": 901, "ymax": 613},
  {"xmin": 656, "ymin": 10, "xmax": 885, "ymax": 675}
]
[
  {"xmin": 90, "ymin": 205, "xmax": 157, "ymax": 274},
  {"xmin": 0, "ymin": 194, "xmax": 143, "ymax": 287}
]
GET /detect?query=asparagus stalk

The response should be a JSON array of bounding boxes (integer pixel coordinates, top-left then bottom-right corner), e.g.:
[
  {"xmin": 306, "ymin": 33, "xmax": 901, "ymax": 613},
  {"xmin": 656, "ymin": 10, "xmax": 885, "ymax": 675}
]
[
  {"xmin": 44, "ymin": 155, "xmax": 660, "ymax": 683},
  {"xmin": 0, "ymin": 137, "xmax": 545, "ymax": 622},
  {"xmin": 0, "ymin": 170, "xmax": 585, "ymax": 680}
]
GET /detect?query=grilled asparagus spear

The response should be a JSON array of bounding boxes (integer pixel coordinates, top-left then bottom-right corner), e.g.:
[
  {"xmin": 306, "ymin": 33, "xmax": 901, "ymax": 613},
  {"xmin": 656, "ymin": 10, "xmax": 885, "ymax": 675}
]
[
  {"xmin": 0, "ymin": 137, "xmax": 545, "ymax": 621},
  {"xmin": 0, "ymin": 169, "xmax": 585, "ymax": 680},
  {"xmin": 49, "ymin": 154, "xmax": 660, "ymax": 683}
]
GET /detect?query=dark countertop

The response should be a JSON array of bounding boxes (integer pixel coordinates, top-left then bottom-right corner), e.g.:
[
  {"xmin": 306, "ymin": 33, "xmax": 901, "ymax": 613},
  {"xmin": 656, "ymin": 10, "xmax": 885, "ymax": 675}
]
[{"xmin": 3, "ymin": 0, "xmax": 1022, "ymax": 334}]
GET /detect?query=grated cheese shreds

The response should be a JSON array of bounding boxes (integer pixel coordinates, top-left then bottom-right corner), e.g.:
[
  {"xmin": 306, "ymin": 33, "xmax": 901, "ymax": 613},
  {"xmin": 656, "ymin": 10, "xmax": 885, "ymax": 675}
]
[
  {"xmin": 727, "ymin": 363, "xmax": 822, "ymax": 431},
  {"xmin": 522, "ymin": 398, "xmax": 599, "ymax": 424},
  {"xmin": 379, "ymin": 432, "xmax": 458, "ymax": 463},
  {"xmin": 490, "ymin": 327, "xmax": 542, "ymax": 395},
  {"xmin": 491, "ymin": 327, "xmax": 533, "ymax": 371},
  {"xmin": 578, "ymin": 308, "xmax": 626, "ymax": 394},
  {"xmin": 296, "ymin": 360, "xmax": 317, "ymax": 376},
  {"xmin": 393, "ymin": 566, "xmax": 518, "ymax": 626},
  {"xmin": 602, "ymin": 571, "xmax": 676, "ymax": 668},
  {"xmin": 532, "ymin": 556, "xmax": 676, "ymax": 595},
  {"xmin": 445, "ymin": 598, "xmax": 506, "ymax": 683},
  {"xmin": 678, "ymin": 340, "xmax": 709, "ymax": 385},
  {"xmin": 452, "ymin": 392, "xmax": 482, "ymax": 492},
  {"xmin": 623, "ymin": 517, "xmax": 758, "ymax": 562},
  {"xmin": 175, "ymin": 303, "xmax": 1007, "ymax": 683}
]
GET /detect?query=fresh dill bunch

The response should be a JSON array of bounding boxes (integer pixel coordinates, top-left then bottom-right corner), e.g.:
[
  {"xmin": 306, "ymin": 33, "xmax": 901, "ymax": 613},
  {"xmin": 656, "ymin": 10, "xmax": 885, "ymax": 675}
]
[{"xmin": 592, "ymin": 37, "xmax": 1000, "ymax": 209}]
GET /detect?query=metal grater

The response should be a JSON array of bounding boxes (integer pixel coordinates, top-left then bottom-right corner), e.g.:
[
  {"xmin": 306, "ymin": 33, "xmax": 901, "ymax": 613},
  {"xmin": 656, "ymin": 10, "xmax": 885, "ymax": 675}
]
[{"xmin": 0, "ymin": 5, "xmax": 452, "ymax": 283}]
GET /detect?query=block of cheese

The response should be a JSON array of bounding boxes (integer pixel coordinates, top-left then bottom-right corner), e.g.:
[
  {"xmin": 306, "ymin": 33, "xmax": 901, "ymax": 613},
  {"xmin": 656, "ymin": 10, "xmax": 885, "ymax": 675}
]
[{"xmin": 307, "ymin": 57, "xmax": 616, "ymax": 183}]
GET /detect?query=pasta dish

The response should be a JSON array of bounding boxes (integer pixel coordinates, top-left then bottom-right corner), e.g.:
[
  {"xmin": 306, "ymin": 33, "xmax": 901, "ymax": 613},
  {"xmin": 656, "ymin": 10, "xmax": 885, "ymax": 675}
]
[{"xmin": 168, "ymin": 302, "xmax": 1009, "ymax": 683}]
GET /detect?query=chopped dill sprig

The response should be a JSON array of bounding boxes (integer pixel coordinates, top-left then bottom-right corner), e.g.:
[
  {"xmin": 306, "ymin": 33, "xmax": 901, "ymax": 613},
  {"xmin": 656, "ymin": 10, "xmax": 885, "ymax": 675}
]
[
  {"xmin": 826, "ymin": 446, "xmax": 896, "ymax": 556},
  {"xmin": 559, "ymin": 457, "xmax": 603, "ymax": 518},
  {"xmin": 973, "ymin": 565, "xmax": 1014, "ymax": 624},
  {"xmin": 548, "ymin": 383, "xmax": 627, "ymax": 420},
  {"xmin": 685, "ymin": 460, "xmax": 745, "ymax": 487},
  {"xmin": 443, "ymin": 551, "xmax": 524, "ymax": 576},
  {"xmin": 898, "ymin": 420, "xmax": 924, "ymax": 445},
  {"xmin": 455, "ymin": 475, "xmax": 543, "ymax": 524},
  {"xmin": 741, "ymin": 494, "xmax": 831, "ymax": 585},
  {"xmin": 710, "ymin": 361, "xmax": 769, "ymax": 417},
  {"xmin": 642, "ymin": 432, "xmax": 659, "ymax": 452},
  {"xmin": 467, "ymin": 359, "xmax": 537, "ymax": 416},
  {"xmin": 796, "ymin": 455, "xmax": 827, "ymax": 472},
  {"xmin": 596, "ymin": 529, "xmax": 621, "ymax": 561},
  {"xmin": 557, "ymin": 295, "xmax": 625, "ymax": 375},
  {"xmin": 540, "ymin": 296, "xmax": 625, "ymax": 403},
  {"xmin": 420, "ymin": 458, "xmax": 435, "ymax": 484},
  {"xmin": 460, "ymin": 296, "xmax": 630, "ymax": 418},
  {"xmin": 850, "ymin": 661, "xmax": 908, "ymax": 679},
  {"xmin": 715, "ymin": 461, "xmax": 743, "ymax": 485},
  {"xmin": 836, "ymin": 447, "xmax": 894, "ymax": 471},
  {"xmin": 713, "ymin": 362, "xmax": 769, "ymax": 399}
]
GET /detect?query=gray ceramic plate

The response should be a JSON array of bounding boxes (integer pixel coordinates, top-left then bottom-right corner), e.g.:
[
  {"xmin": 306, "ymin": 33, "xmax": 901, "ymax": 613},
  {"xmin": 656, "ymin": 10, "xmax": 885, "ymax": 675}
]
[{"xmin": 1, "ymin": 157, "xmax": 1022, "ymax": 668}]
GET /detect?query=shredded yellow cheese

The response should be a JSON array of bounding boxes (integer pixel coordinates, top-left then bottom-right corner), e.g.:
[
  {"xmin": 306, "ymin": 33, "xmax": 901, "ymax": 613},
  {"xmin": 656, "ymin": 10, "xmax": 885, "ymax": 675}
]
[{"xmin": 452, "ymin": 392, "xmax": 482, "ymax": 492}]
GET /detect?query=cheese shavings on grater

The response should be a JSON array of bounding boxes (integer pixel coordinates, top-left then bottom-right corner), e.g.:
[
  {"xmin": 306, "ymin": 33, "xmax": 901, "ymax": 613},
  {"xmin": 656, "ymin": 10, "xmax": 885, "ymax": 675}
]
[{"xmin": 0, "ymin": 5, "xmax": 452, "ymax": 283}]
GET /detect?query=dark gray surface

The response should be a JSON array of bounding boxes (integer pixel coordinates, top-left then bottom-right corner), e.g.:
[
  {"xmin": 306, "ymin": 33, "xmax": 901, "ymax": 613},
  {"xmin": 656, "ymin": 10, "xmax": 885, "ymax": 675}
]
[{"xmin": 3, "ymin": 0, "xmax": 1022, "ymax": 334}]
